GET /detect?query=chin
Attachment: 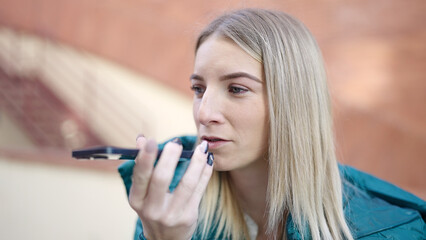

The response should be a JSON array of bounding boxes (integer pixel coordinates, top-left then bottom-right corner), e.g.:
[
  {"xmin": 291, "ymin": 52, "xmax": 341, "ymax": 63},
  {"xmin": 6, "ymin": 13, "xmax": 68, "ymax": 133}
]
[
  {"xmin": 211, "ymin": 161, "xmax": 227, "ymax": 171},
  {"xmin": 209, "ymin": 155, "xmax": 230, "ymax": 171},
  {"xmin": 210, "ymin": 156, "xmax": 239, "ymax": 172},
  {"xmin": 213, "ymin": 165, "xmax": 229, "ymax": 172}
]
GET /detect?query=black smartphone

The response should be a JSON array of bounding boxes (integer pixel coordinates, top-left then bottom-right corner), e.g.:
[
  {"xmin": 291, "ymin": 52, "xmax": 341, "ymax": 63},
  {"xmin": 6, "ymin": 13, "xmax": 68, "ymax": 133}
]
[{"xmin": 72, "ymin": 146, "xmax": 194, "ymax": 161}]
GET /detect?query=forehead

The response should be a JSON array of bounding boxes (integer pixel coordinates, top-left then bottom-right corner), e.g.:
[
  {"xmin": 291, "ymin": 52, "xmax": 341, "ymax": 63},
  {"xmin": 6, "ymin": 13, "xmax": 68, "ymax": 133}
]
[{"xmin": 194, "ymin": 36, "xmax": 262, "ymax": 77}]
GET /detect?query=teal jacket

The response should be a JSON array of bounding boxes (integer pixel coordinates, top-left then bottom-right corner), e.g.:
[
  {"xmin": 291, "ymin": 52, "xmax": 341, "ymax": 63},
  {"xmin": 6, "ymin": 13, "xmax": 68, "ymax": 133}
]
[{"xmin": 118, "ymin": 136, "xmax": 426, "ymax": 239}]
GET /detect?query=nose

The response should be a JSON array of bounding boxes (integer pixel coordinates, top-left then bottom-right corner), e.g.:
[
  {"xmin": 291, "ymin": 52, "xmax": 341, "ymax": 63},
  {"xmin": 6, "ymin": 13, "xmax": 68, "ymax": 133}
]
[{"xmin": 195, "ymin": 88, "xmax": 223, "ymax": 126}]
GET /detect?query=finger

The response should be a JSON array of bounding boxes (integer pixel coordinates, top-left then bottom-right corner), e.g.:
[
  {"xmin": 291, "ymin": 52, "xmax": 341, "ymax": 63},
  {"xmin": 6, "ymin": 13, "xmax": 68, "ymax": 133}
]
[
  {"xmin": 145, "ymin": 138, "xmax": 182, "ymax": 206},
  {"xmin": 185, "ymin": 153, "xmax": 213, "ymax": 211},
  {"xmin": 136, "ymin": 134, "xmax": 146, "ymax": 148},
  {"xmin": 129, "ymin": 138, "xmax": 158, "ymax": 211},
  {"xmin": 170, "ymin": 141, "xmax": 209, "ymax": 209}
]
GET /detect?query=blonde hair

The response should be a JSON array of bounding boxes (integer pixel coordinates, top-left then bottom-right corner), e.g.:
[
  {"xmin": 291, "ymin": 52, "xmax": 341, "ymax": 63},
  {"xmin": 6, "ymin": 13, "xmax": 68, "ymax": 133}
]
[{"xmin": 195, "ymin": 9, "xmax": 353, "ymax": 240}]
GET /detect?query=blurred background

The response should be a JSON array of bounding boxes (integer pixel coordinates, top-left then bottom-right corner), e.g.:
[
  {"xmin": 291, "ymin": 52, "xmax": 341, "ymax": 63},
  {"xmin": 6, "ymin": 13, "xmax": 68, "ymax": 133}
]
[{"xmin": 0, "ymin": 0, "xmax": 425, "ymax": 239}]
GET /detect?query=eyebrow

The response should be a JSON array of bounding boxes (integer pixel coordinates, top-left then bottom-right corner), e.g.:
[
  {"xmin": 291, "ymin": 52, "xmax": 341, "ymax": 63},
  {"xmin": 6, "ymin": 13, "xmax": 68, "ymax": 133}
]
[{"xmin": 190, "ymin": 72, "xmax": 262, "ymax": 83}]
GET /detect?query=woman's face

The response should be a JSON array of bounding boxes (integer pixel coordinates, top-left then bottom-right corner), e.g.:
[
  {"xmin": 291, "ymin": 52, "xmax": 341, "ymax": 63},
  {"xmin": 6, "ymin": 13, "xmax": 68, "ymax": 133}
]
[{"xmin": 191, "ymin": 36, "xmax": 269, "ymax": 171}]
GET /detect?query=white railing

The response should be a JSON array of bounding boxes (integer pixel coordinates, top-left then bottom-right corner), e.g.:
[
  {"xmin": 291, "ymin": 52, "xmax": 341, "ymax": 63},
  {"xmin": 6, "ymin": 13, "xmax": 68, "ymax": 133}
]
[{"xmin": 0, "ymin": 27, "xmax": 195, "ymax": 147}]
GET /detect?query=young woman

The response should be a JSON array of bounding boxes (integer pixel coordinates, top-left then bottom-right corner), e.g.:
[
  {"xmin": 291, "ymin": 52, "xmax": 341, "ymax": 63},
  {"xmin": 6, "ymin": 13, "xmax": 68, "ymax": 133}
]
[{"xmin": 119, "ymin": 9, "xmax": 426, "ymax": 240}]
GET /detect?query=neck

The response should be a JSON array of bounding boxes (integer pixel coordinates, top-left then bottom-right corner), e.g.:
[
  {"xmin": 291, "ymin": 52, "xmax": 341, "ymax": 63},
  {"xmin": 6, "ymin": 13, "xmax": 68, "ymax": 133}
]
[{"xmin": 229, "ymin": 158, "xmax": 269, "ymax": 229}]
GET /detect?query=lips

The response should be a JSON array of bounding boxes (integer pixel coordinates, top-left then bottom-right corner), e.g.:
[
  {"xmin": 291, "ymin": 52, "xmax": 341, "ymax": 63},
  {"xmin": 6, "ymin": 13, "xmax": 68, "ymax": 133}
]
[
  {"xmin": 201, "ymin": 136, "xmax": 230, "ymax": 149},
  {"xmin": 202, "ymin": 136, "xmax": 225, "ymax": 141}
]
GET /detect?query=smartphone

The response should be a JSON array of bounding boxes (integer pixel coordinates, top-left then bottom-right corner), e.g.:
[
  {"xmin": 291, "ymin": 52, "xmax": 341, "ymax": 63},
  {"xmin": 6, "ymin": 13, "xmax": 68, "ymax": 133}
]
[{"xmin": 72, "ymin": 146, "xmax": 194, "ymax": 161}]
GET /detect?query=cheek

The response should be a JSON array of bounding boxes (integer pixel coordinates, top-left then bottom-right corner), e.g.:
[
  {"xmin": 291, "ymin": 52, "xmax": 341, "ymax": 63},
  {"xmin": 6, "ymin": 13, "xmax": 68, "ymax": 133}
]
[
  {"xmin": 249, "ymin": 115, "xmax": 268, "ymax": 140},
  {"xmin": 244, "ymin": 103, "xmax": 269, "ymax": 143},
  {"xmin": 193, "ymin": 100, "xmax": 200, "ymax": 127}
]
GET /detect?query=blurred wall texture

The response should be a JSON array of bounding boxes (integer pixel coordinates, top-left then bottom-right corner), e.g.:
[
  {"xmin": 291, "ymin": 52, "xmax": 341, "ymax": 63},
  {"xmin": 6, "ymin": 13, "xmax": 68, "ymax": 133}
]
[{"xmin": 0, "ymin": 0, "xmax": 425, "ymax": 239}]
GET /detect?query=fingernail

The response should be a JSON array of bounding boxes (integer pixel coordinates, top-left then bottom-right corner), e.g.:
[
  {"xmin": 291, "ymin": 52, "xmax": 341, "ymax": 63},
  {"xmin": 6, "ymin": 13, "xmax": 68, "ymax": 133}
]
[
  {"xmin": 207, "ymin": 152, "xmax": 214, "ymax": 166},
  {"xmin": 145, "ymin": 139, "xmax": 157, "ymax": 153},
  {"xmin": 199, "ymin": 141, "xmax": 208, "ymax": 154},
  {"xmin": 136, "ymin": 134, "xmax": 145, "ymax": 141},
  {"xmin": 171, "ymin": 137, "xmax": 182, "ymax": 145}
]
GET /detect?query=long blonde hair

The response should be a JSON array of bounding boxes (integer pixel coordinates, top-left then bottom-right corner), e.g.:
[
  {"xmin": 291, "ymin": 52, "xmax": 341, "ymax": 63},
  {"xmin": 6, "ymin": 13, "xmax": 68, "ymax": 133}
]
[{"xmin": 195, "ymin": 9, "xmax": 353, "ymax": 240}]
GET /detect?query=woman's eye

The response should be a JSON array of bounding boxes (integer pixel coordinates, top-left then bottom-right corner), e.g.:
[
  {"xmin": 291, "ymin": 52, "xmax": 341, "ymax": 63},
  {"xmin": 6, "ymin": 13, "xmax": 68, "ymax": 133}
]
[
  {"xmin": 229, "ymin": 86, "xmax": 248, "ymax": 94},
  {"xmin": 190, "ymin": 85, "xmax": 205, "ymax": 96}
]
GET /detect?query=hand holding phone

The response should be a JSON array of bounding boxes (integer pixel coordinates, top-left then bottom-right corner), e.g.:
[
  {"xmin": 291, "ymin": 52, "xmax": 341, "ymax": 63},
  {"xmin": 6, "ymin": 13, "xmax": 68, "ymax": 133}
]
[{"xmin": 128, "ymin": 138, "xmax": 213, "ymax": 240}]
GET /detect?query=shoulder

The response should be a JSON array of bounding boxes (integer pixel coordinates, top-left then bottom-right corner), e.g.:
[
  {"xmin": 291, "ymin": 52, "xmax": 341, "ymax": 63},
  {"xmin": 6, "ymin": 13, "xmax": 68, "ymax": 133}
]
[{"xmin": 339, "ymin": 164, "xmax": 426, "ymax": 239}]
